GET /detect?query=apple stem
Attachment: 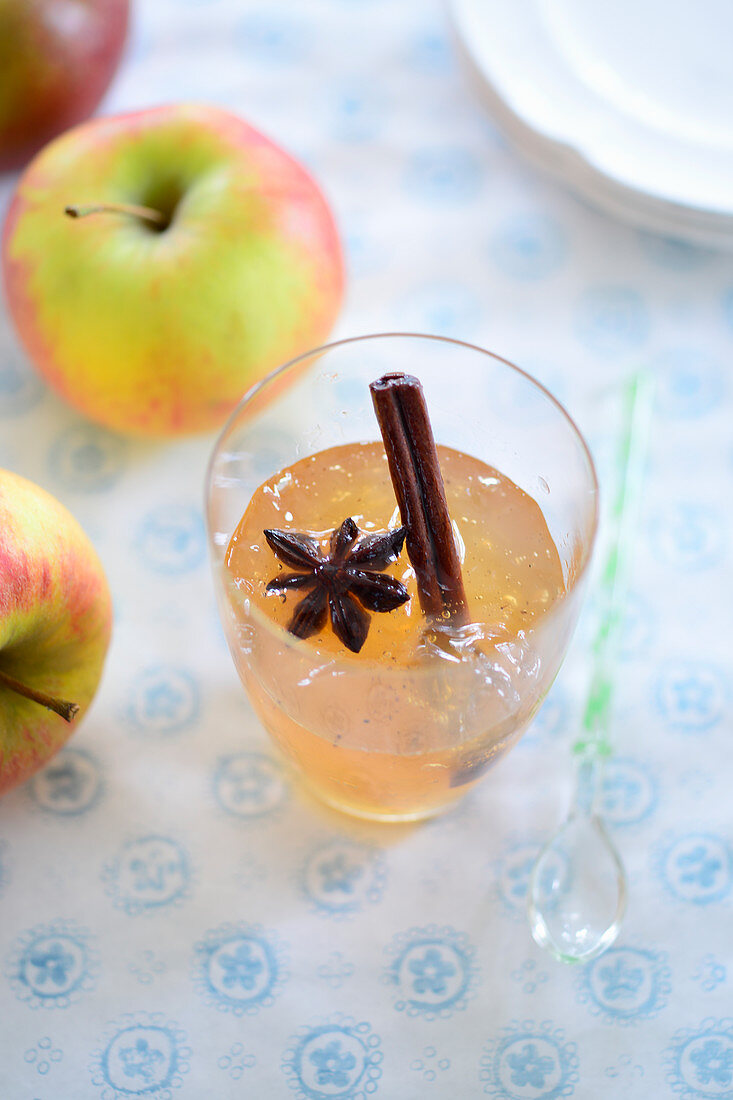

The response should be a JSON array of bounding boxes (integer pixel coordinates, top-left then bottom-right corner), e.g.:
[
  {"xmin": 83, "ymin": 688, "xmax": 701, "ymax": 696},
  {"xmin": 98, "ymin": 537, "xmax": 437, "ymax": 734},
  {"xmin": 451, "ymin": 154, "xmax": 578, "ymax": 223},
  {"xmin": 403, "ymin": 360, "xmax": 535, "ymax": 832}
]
[
  {"xmin": 65, "ymin": 202, "xmax": 168, "ymax": 229},
  {"xmin": 0, "ymin": 667, "xmax": 80, "ymax": 723}
]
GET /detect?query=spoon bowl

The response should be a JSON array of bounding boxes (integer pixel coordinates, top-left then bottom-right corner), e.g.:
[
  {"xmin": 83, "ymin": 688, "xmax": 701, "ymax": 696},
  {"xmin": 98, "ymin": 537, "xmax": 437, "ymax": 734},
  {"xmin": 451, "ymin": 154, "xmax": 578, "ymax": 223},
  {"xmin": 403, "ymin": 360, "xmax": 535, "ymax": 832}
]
[{"xmin": 528, "ymin": 810, "xmax": 627, "ymax": 964}]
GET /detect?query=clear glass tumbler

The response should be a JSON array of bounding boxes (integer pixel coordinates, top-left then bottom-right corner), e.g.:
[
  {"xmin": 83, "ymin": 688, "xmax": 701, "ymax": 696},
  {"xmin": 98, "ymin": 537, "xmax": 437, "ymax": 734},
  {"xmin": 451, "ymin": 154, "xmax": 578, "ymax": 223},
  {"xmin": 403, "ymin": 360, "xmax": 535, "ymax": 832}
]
[{"xmin": 206, "ymin": 334, "xmax": 598, "ymax": 821}]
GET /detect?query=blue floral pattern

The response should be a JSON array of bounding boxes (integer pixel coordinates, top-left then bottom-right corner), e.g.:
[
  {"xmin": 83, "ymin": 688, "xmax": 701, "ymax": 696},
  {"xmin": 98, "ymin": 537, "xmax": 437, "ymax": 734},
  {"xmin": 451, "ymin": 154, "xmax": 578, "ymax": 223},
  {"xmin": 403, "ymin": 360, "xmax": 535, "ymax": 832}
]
[
  {"xmin": 213, "ymin": 752, "xmax": 289, "ymax": 820},
  {"xmin": 385, "ymin": 926, "xmax": 479, "ymax": 1019},
  {"xmin": 657, "ymin": 832, "xmax": 733, "ymax": 905},
  {"xmin": 490, "ymin": 213, "xmax": 567, "ymax": 280},
  {"xmin": 2, "ymin": 0, "xmax": 732, "ymax": 1092},
  {"xmin": 6, "ymin": 921, "xmax": 99, "ymax": 1009},
  {"xmin": 656, "ymin": 662, "xmax": 727, "ymax": 733},
  {"xmin": 301, "ymin": 840, "xmax": 387, "ymax": 917},
  {"xmin": 494, "ymin": 839, "xmax": 570, "ymax": 920},
  {"xmin": 102, "ymin": 836, "xmax": 192, "ymax": 915},
  {"xmin": 665, "ymin": 1018, "xmax": 733, "ymax": 1099},
  {"xmin": 89, "ymin": 1013, "xmax": 191, "ymax": 1098},
  {"xmin": 282, "ymin": 1016, "xmax": 382, "ymax": 1099},
  {"xmin": 481, "ymin": 1021, "xmax": 579, "ymax": 1098},
  {"xmin": 28, "ymin": 749, "xmax": 103, "ymax": 816},
  {"xmin": 600, "ymin": 759, "xmax": 658, "ymax": 827},
  {"xmin": 135, "ymin": 504, "xmax": 205, "ymax": 574},
  {"xmin": 47, "ymin": 424, "xmax": 127, "ymax": 492},
  {"xmin": 192, "ymin": 922, "xmax": 288, "ymax": 1015},
  {"xmin": 126, "ymin": 666, "xmax": 199, "ymax": 734},
  {"xmin": 575, "ymin": 286, "xmax": 649, "ymax": 357},
  {"xmin": 576, "ymin": 946, "xmax": 671, "ymax": 1024},
  {"xmin": 650, "ymin": 506, "xmax": 725, "ymax": 572}
]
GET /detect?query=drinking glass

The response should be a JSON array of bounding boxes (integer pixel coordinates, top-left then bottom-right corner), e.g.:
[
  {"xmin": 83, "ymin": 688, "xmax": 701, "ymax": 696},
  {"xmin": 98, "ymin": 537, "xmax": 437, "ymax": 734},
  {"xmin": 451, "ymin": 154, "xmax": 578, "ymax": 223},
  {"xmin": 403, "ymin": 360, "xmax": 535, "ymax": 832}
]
[{"xmin": 206, "ymin": 333, "xmax": 598, "ymax": 821}]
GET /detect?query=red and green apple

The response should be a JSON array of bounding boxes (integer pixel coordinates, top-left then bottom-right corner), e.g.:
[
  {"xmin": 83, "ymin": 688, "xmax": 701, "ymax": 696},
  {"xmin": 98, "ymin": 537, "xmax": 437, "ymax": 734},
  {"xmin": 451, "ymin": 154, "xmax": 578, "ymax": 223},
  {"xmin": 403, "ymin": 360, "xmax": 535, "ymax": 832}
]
[
  {"xmin": 0, "ymin": 468, "xmax": 112, "ymax": 795},
  {"xmin": 0, "ymin": 0, "xmax": 129, "ymax": 173},
  {"xmin": 2, "ymin": 103, "xmax": 345, "ymax": 436}
]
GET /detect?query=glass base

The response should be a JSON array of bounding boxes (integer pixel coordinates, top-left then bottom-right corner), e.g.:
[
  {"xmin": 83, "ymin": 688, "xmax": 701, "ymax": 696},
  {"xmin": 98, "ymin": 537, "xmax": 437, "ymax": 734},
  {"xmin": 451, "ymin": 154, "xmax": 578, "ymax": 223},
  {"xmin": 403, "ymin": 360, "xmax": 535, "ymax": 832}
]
[{"xmin": 300, "ymin": 778, "xmax": 459, "ymax": 823}]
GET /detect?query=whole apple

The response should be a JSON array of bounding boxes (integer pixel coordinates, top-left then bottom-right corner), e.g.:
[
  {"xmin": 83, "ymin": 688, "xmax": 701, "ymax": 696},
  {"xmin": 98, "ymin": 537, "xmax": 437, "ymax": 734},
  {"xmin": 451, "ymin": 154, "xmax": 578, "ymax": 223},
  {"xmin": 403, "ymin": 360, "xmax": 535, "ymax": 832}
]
[
  {"xmin": 0, "ymin": 468, "xmax": 112, "ymax": 795},
  {"xmin": 2, "ymin": 104, "xmax": 345, "ymax": 436},
  {"xmin": 0, "ymin": 0, "xmax": 129, "ymax": 173}
]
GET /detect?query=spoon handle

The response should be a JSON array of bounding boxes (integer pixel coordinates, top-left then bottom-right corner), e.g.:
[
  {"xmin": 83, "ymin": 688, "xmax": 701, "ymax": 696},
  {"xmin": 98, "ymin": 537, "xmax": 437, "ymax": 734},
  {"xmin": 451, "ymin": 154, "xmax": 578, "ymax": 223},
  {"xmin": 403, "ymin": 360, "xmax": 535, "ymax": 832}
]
[{"xmin": 573, "ymin": 371, "xmax": 655, "ymax": 768}]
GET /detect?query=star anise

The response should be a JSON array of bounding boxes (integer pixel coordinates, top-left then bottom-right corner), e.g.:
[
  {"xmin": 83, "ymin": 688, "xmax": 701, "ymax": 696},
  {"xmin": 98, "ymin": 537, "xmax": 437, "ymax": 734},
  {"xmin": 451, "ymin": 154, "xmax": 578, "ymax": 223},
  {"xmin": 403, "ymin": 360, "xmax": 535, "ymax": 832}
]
[{"xmin": 264, "ymin": 517, "xmax": 409, "ymax": 653}]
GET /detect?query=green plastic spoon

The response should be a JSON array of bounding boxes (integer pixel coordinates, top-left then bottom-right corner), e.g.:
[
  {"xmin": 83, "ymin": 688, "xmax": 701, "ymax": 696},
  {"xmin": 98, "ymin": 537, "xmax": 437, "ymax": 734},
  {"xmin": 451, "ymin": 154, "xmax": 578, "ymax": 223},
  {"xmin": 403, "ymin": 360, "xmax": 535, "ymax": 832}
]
[{"xmin": 527, "ymin": 370, "xmax": 655, "ymax": 964}]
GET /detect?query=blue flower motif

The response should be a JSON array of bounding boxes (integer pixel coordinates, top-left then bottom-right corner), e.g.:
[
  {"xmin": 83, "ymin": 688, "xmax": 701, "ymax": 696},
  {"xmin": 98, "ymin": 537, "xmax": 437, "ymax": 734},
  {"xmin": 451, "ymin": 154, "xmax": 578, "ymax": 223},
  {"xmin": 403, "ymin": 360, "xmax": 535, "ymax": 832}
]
[
  {"xmin": 384, "ymin": 926, "xmax": 479, "ymax": 1019},
  {"xmin": 213, "ymin": 752, "xmax": 288, "ymax": 820},
  {"xmin": 330, "ymin": 80, "xmax": 385, "ymax": 143},
  {"xmin": 600, "ymin": 759, "xmax": 657, "ymax": 827},
  {"xmin": 219, "ymin": 942, "xmax": 263, "ymax": 991},
  {"xmin": 399, "ymin": 281, "xmax": 482, "ymax": 338},
  {"xmin": 656, "ymin": 661, "xmax": 726, "ymax": 733},
  {"xmin": 301, "ymin": 840, "xmax": 387, "ymax": 917},
  {"xmin": 120, "ymin": 1037, "xmax": 166, "ymax": 1082},
  {"xmin": 29, "ymin": 749, "xmax": 103, "ymax": 816},
  {"xmin": 309, "ymin": 1039, "xmax": 357, "ymax": 1087},
  {"xmin": 576, "ymin": 946, "xmax": 671, "ymax": 1024},
  {"xmin": 320, "ymin": 853, "xmax": 363, "ymax": 894},
  {"xmin": 47, "ymin": 424, "xmax": 127, "ymax": 492},
  {"xmin": 689, "ymin": 1039, "xmax": 733, "ymax": 1086},
  {"xmin": 404, "ymin": 148, "xmax": 483, "ymax": 204},
  {"xmin": 506, "ymin": 1042, "xmax": 556, "ymax": 1088},
  {"xmin": 575, "ymin": 286, "xmax": 649, "ymax": 357},
  {"xmin": 192, "ymin": 922, "xmax": 288, "ymax": 1016},
  {"xmin": 650, "ymin": 505, "xmax": 725, "ymax": 571},
  {"xmin": 27, "ymin": 942, "xmax": 76, "ymax": 988},
  {"xmin": 238, "ymin": 12, "xmax": 311, "ymax": 64},
  {"xmin": 282, "ymin": 1016, "xmax": 382, "ymax": 1099},
  {"xmin": 135, "ymin": 505, "xmax": 205, "ymax": 574},
  {"xmin": 677, "ymin": 847, "xmax": 722, "ymax": 889},
  {"xmin": 89, "ymin": 1013, "xmax": 191, "ymax": 1097},
  {"xmin": 480, "ymin": 1021, "xmax": 579, "ymax": 1098},
  {"xmin": 598, "ymin": 956, "xmax": 644, "ymax": 1001},
  {"xmin": 103, "ymin": 835, "xmax": 192, "ymax": 915},
  {"xmin": 409, "ymin": 947, "xmax": 456, "ymax": 995},
  {"xmin": 652, "ymin": 349, "xmax": 725, "ymax": 419},
  {"xmin": 490, "ymin": 213, "xmax": 567, "ymax": 280},
  {"xmin": 656, "ymin": 832, "xmax": 733, "ymax": 905},
  {"xmin": 664, "ymin": 1017, "xmax": 733, "ymax": 1099},
  {"xmin": 408, "ymin": 29, "xmax": 453, "ymax": 74},
  {"xmin": 127, "ymin": 667, "xmax": 199, "ymax": 735},
  {"xmin": 6, "ymin": 921, "xmax": 99, "ymax": 1009},
  {"xmin": 494, "ymin": 839, "xmax": 570, "ymax": 919}
]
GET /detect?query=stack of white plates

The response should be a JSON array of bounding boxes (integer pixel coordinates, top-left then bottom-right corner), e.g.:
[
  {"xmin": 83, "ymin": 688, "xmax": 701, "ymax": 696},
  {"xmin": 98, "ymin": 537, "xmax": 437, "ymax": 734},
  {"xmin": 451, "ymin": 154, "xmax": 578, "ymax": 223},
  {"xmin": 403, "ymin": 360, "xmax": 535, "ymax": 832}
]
[{"xmin": 450, "ymin": 0, "xmax": 733, "ymax": 249}]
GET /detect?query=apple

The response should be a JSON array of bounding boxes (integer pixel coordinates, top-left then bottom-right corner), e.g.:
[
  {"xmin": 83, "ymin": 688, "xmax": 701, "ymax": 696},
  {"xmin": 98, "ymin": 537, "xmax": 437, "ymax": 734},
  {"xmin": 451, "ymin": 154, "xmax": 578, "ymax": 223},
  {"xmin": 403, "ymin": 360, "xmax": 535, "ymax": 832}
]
[
  {"xmin": 0, "ymin": 468, "xmax": 112, "ymax": 795},
  {"xmin": 2, "ymin": 103, "xmax": 345, "ymax": 436},
  {"xmin": 0, "ymin": 0, "xmax": 129, "ymax": 173}
]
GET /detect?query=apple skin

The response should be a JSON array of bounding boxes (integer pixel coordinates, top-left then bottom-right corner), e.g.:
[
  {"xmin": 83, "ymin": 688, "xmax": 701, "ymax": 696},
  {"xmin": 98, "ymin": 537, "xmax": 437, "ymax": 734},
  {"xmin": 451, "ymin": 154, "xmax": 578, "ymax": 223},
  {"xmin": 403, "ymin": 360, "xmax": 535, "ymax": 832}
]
[
  {"xmin": 0, "ymin": 0, "xmax": 129, "ymax": 173},
  {"xmin": 0, "ymin": 468, "xmax": 112, "ymax": 796},
  {"xmin": 2, "ymin": 104, "xmax": 345, "ymax": 436}
]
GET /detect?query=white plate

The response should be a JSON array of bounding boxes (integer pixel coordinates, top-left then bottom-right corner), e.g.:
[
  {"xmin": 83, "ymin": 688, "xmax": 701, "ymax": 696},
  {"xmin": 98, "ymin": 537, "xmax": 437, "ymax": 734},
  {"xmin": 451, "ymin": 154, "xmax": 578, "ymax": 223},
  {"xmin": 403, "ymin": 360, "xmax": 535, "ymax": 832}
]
[{"xmin": 450, "ymin": 0, "xmax": 733, "ymax": 247}]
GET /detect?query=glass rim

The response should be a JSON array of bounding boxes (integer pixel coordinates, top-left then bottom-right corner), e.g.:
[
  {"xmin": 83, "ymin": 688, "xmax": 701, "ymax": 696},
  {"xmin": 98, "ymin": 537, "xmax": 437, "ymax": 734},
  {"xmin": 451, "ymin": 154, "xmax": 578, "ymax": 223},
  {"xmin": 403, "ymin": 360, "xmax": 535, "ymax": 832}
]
[{"xmin": 206, "ymin": 330, "xmax": 600, "ymax": 604}]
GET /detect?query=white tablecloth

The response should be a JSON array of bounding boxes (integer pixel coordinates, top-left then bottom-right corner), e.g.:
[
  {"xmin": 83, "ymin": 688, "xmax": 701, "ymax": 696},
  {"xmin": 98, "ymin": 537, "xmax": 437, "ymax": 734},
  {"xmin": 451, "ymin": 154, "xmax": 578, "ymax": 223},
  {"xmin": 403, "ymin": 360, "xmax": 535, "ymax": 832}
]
[{"xmin": 1, "ymin": 2, "xmax": 731, "ymax": 1098}]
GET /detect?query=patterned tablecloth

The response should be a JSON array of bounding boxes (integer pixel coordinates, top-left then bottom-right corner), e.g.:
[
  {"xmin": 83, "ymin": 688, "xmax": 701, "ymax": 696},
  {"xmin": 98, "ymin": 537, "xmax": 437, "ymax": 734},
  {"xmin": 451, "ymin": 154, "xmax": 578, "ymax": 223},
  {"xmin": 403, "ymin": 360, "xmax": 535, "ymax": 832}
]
[{"xmin": 1, "ymin": 2, "xmax": 731, "ymax": 1098}]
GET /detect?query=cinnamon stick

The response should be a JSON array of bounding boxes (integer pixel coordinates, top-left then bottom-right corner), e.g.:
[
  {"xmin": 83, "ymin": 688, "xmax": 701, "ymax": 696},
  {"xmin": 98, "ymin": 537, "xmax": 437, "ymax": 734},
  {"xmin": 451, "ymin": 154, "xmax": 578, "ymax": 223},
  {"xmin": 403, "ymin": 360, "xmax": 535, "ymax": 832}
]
[{"xmin": 370, "ymin": 372, "xmax": 468, "ymax": 624}]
